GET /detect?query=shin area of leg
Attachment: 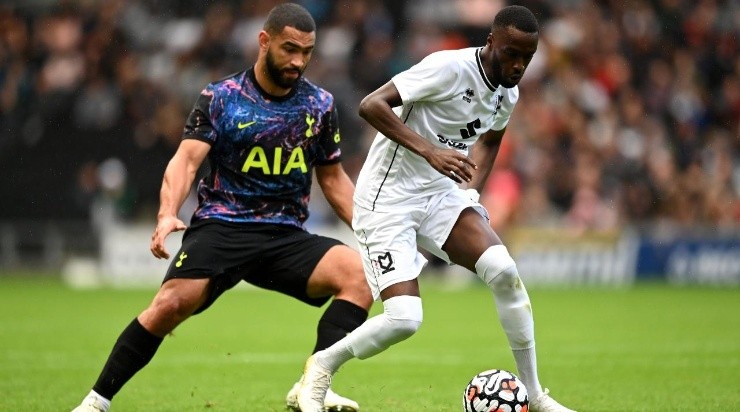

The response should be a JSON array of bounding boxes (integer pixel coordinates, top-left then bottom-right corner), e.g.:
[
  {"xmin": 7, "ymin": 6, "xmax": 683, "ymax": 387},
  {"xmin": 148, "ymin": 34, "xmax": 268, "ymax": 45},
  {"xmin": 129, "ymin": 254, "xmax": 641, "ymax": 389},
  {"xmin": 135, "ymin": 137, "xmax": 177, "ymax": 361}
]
[{"xmin": 475, "ymin": 245, "xmax": 534, "ymax": 350}]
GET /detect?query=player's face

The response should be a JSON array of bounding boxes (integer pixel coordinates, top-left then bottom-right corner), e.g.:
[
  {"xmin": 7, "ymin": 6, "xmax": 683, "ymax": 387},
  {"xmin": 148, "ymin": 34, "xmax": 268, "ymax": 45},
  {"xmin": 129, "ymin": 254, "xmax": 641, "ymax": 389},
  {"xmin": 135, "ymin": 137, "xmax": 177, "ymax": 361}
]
[
  {"xmin": 489, "ymin": 26, "xmax": 538, "ymax": 88},
  {"xmin": 264, "ymin": 26, "xmax": 315, "ymax": 89}
]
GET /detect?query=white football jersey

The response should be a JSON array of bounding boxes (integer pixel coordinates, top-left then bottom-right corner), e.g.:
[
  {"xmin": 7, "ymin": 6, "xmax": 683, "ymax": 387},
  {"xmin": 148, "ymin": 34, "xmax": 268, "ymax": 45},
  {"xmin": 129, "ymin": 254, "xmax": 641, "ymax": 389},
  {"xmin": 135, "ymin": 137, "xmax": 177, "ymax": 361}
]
[{"xmin": 355, "ymin": 47, "xmax": 519, "ymax": 212}]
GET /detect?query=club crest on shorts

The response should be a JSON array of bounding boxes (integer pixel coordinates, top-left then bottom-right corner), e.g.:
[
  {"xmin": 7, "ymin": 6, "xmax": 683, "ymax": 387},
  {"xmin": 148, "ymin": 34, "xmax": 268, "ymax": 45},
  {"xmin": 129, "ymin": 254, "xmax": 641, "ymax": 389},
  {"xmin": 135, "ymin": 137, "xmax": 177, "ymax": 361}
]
[{"xmin": 375, "ymin": 251, "xmax": 395, "ymax": 274}]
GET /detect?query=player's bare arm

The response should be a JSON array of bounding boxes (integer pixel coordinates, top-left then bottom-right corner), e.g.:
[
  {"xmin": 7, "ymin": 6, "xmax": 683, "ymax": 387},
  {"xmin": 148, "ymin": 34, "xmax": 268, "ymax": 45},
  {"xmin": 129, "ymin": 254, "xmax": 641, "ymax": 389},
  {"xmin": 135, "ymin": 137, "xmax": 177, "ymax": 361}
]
[
  {"xmin": 315, "ymin": 162, "xmax": 355, "ymax": 227},
  {"xmin": 150, "ymin": 139, "xmax": 210, "ymax": 259},
  {"xmin": 359, "ymin": 81, "xmax": 476, "ymax": 183},
  {"xmin": 467, "ymin": 128, "xmax": 506, "ymax": 192}
]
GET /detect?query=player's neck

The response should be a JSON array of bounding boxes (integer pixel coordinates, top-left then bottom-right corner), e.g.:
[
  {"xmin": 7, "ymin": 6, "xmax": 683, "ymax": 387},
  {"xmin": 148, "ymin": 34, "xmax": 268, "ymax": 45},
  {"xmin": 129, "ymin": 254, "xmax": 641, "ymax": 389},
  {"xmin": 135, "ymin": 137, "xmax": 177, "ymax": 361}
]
[
  {"xmin": 254, "ymin": 61, "xmax": 292, "ymax": 97},
  {"xmin": 478, "ymin": 47, "xmax": 500, "ymax": 88}
]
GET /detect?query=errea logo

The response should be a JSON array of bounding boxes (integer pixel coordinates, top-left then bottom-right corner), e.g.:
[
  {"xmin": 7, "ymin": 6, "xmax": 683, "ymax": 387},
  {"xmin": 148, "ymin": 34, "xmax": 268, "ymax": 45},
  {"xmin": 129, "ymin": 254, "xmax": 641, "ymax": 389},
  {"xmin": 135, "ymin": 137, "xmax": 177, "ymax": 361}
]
[{"xmin": 463, "ymin": 88, "xmax": 475, "ymax": 103}]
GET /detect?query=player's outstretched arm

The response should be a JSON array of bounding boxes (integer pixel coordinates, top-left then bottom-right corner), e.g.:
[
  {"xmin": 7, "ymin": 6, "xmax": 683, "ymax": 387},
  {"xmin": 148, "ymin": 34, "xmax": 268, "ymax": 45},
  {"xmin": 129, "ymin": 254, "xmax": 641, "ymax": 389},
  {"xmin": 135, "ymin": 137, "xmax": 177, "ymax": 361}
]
[
  {"xmin": 315, "ymin": 162, "xmax": 355, "ymax": 227},
  {"xmin": 359, "ymin": 81, "xmax": 475, "ymax": 183},
  {"xmin": 150, "ymin": 139, "xmax": 210, "ymax": 259}
]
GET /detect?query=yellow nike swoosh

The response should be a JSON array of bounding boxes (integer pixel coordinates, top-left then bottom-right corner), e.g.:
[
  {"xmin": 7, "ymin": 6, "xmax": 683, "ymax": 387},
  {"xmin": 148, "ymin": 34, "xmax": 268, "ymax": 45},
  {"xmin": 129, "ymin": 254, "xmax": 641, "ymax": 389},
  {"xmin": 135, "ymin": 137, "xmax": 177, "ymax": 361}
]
[{"xmin": 238, "ymin": 121, "xmax": 256, "ymax": 129}]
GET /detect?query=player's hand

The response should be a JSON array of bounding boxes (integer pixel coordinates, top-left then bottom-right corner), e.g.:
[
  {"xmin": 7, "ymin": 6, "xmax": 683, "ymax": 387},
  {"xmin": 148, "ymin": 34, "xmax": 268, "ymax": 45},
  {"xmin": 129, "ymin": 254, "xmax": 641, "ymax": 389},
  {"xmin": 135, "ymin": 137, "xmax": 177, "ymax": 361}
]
[
  {"xmin": 150, "ymin": 215, "xmax": 187, "ymax": 259},
  {"xmin": 425, "ymin": 147, "xmax": 477, "ymax": 183}
]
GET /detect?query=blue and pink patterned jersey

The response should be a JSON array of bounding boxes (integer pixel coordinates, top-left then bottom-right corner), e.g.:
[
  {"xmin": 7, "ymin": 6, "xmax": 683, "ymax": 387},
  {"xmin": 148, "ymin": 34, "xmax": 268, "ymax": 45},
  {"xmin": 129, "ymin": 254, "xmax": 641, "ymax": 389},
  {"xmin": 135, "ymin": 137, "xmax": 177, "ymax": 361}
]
[{"xmin": 182, "ymin": 68, "xmax": 341, "ymax": 229}]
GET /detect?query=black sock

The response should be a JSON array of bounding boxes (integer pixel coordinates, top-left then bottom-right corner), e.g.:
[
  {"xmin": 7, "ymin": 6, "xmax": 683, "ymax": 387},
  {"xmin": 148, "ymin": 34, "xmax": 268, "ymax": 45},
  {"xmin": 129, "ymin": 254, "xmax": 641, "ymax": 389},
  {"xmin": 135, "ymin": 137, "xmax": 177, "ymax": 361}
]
[
  {"xmin": 92, "ymin": 318, "xmax": 164, "ymax": 400},
  {"xmin": 313, "ymin": 299, "xmax": 368, "ymax": 353}
]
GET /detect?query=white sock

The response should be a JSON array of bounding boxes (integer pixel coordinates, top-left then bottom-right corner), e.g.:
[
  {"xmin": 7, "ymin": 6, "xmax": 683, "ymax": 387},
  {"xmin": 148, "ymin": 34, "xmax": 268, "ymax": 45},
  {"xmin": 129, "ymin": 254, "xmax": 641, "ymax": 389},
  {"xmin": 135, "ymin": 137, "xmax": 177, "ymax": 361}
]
[
  {"xmin": 315, "ymin": 335, "xmax": 355, "ymax": 372},
  {"xmin": 316, "ymin": 295, "xmax": 423, "ymax": 372},
  {"xmin": 475, "ymin": 246, "xmax": 542, "ymax": 399},
  {"xmin": 513, "ymin": 346, "xmax": 543, "ymax": 400},
  {"xmin": 83, "ymin": 390, "xmax": 111, "ymax": 411}
]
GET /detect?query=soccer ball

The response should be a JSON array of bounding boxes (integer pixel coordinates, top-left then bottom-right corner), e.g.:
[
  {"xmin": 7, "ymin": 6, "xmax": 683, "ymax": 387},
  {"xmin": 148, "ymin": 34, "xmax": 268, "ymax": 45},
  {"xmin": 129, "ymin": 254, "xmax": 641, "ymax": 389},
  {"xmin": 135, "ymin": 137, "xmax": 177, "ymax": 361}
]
[{"xmin": 463, "ymin": 369, "xmax": 529, "ymax": 412}]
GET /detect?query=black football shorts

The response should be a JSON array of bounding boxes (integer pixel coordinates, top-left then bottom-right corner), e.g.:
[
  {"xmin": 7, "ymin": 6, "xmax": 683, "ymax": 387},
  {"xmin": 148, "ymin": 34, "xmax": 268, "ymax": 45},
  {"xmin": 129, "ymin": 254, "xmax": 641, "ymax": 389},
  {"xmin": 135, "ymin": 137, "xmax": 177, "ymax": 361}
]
[{"xmin": 163, "ymin": 219, "xmax": 343, "ymax": 313}]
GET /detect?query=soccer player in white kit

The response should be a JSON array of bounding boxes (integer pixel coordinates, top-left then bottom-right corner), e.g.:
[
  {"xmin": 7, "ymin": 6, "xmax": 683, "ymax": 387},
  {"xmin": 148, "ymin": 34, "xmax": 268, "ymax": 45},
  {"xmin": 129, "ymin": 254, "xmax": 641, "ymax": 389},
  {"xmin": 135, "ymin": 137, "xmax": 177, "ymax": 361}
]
[{"xmin": 298, "ymin": 5, "xmax": 577, "ymax": 412}]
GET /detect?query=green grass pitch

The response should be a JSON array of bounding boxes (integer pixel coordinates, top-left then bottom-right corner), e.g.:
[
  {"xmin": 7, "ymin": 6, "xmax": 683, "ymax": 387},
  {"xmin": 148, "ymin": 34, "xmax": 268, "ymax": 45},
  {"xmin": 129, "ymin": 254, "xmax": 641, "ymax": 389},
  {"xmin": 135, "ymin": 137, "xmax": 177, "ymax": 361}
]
[{"xmin": 1, "ymin": 275, "xmax": 738, "ymax": 411}]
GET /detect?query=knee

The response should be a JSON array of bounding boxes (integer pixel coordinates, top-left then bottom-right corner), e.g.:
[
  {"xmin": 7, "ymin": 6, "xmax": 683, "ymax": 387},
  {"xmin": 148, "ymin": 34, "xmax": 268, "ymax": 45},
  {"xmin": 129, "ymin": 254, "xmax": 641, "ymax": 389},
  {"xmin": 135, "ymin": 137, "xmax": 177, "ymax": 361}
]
[
  {"xmin": 488, "ymin": 265, "xmax": 521, "ymax": 291},
  {"xmin": 475, "ymin": 245, "xmax": 520, "ymax": 289},
  {"xmin": 335, "ymin": 263, "xmax": 374, "ymax": 308},
  {"xmin": 346, "ymin": 267, "xmax": 372, "ymax": 295},
  {"xmin": 383, "ymin": 295, "xmax": 423, "ymax": 339},
  {"xmin": 385, "ymin": 317, "xmax": 422, "ymax": 340},
  {"xmin": 148, "ymin": 289, "xmax": 199, "ymax": 324},
  {"xmin": 139, "ymin": 280, "xmax": 208, "ymax": 335}
]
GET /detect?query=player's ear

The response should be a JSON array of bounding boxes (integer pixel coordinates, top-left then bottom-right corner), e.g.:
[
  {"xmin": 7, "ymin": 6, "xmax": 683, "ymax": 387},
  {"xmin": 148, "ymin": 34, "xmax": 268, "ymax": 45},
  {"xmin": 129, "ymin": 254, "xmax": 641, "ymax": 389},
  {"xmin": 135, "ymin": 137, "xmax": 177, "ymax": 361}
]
[{"xmin": 258, "ymin": 30, "xmax": 271, "ymax": 51}]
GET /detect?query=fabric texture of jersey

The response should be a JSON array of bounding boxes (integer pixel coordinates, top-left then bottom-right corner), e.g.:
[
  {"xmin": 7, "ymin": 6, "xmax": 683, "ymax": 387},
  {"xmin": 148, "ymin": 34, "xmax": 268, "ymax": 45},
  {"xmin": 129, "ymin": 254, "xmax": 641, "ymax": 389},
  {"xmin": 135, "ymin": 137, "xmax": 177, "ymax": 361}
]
[
  {"xmin": 354, "ymin": 47, "xmax": 518, "ymax": 212},
  {"xmin": 184, "ymin": 68, "xmax": 342, "ymax": 229}
]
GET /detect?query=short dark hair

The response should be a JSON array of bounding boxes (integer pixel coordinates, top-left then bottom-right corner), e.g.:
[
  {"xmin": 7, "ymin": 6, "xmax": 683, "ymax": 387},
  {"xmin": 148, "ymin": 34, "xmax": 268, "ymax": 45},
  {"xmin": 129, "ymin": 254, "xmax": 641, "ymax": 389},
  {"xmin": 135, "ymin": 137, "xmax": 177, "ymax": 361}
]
[
  {"xmin": 263, "ymin": 3, "xmax": 316, "ymax": 35},
  {"xmin": 492, "ymin": 5, "xmax": 539, "ymax": 34}
]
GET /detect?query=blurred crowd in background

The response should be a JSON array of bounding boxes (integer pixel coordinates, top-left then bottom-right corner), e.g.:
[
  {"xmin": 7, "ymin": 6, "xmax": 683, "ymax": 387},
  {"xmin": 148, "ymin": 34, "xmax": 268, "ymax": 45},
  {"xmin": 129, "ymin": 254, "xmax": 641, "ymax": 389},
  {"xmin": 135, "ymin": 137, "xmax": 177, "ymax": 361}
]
[{"xmin": 1, "ymin": 0, "xmax": 738, "ymax": 237}]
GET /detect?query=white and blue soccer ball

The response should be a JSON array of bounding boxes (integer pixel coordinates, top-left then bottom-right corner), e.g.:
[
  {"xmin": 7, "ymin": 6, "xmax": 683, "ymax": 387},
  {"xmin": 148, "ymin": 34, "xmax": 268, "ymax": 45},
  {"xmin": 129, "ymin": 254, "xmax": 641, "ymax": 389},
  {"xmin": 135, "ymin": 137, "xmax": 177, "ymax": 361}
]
[{"xmin": 463, "ymin": 369, "xmax": 529, "ymax": 412}]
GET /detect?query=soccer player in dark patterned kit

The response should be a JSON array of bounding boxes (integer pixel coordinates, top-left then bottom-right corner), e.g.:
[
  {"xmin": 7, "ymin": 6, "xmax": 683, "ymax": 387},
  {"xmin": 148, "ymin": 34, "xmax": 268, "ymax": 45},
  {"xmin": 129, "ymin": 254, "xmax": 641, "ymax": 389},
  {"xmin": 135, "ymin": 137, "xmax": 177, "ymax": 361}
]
[
  {"xmin": 298, "ymin": 5, "xmax": 577, "ymax": 412},
  {"xmin": 72, "ymin": 4, "xmax": 370, "ymax": 412}
]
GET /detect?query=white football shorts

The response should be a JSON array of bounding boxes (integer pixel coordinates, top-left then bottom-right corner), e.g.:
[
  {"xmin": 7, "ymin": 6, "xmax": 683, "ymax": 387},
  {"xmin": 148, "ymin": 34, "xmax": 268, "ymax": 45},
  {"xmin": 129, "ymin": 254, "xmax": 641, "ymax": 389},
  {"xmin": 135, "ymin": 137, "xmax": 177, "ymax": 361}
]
[{"xmin": 352, "ymin": 187, "xmax": 488, "ymax": 300}]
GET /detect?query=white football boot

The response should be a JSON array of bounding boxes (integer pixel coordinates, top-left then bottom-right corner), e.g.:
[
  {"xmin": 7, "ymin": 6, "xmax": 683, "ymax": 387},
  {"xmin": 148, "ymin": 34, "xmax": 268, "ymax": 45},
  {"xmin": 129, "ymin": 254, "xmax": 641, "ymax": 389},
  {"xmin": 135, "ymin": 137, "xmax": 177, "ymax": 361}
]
[
  {"xmin": 529, "ymin": 388, "xmax": 577, "ymax": 412},
  {"xmin": 296, "ymin": 355, "xmax": 334, "ymax": 412},
  {"xmin": 71, "ymin": 394, "xmax": 109, "ymax": 412},
  {"xmin": 287, "ymin": 380, "xmax": 360, "ymax": 411}
]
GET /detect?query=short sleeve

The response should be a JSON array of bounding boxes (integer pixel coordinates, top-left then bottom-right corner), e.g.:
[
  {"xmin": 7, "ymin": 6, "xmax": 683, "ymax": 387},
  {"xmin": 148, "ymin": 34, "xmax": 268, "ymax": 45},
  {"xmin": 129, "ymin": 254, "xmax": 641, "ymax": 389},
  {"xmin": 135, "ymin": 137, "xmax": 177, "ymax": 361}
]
[
  {"xmin": 314, "ymin": 106, "xmax": 341, "ymax": 165},
  {"xmin": 183, "ymin": 86, "xmax": 218, "ymax": 144},
  {"xmin": 391, "ymin": 51, "xmax": 461, "ymax": 104}
]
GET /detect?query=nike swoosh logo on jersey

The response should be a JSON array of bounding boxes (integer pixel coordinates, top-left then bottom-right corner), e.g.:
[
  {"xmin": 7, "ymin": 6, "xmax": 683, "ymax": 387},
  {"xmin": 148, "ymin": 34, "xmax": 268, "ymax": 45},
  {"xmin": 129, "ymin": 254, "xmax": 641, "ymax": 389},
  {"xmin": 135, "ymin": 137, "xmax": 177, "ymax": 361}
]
[{"xmin": 238, "ymin": 120, "xmax": 256, "ymax": 129}]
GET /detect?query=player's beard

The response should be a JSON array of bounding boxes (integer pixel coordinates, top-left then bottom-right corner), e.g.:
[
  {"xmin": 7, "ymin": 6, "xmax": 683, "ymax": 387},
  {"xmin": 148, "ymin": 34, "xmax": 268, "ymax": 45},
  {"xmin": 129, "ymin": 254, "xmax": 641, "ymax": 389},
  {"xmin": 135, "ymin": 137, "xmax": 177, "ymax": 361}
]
[
  {"xmin": 492, "ymin": 54, "xmax": 520, "ymax": 88},
  {"xmin": 265, "ymin": 50, "xmax": 303, "ymax": 89}
]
